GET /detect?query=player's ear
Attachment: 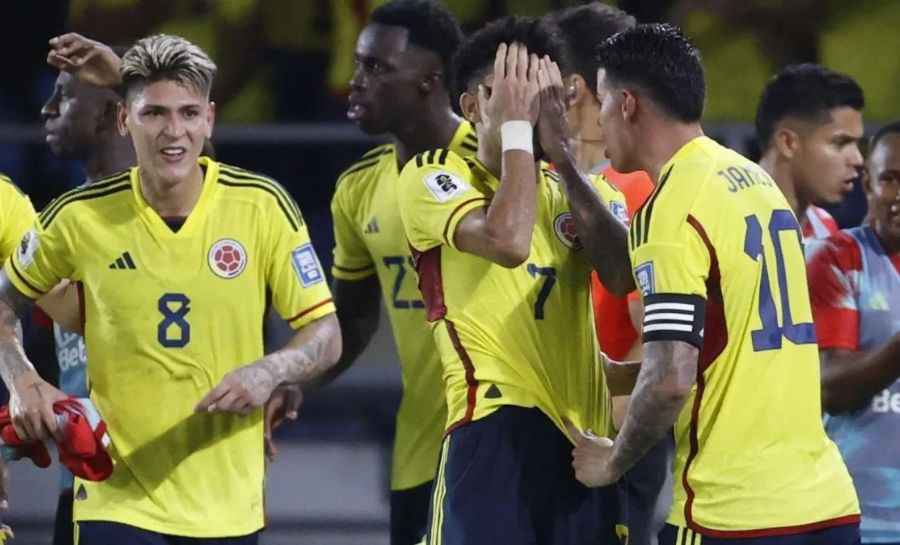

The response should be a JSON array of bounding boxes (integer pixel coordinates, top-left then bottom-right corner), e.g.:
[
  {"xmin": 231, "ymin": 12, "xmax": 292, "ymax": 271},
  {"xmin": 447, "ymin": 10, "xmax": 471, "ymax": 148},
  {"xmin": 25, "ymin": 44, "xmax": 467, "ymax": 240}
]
[
  {"xmin": 460, "ymin": 90, "xmax": 480, "ymax": 124},
  {"xmin": 861, "ymin": 165, "xmax": 874, "ymax": 195},
  {"xmin": 566, "ymin": 74, "xmax": 586, "ymax": 108},
  {"xmin": 420, "ymin": 71, "xmax": 441, "ymax": 94},
  {"xmin": 205, "ymin": 101, "xmax": 216, "ymax": 139},
  {"xmin": 116, "ymin": 101, "xmax": 129, "ymax": 137},
  {"xmin": 774, "ymin": 126, "xmax": 800, "ymax": 160},
  {"xmin": 97, "ymin": 99, "xmax": 118, "ymax": 135},
  {"xmin": 621, "ymin": 89, "xmax": 637, "ymax": 123}
]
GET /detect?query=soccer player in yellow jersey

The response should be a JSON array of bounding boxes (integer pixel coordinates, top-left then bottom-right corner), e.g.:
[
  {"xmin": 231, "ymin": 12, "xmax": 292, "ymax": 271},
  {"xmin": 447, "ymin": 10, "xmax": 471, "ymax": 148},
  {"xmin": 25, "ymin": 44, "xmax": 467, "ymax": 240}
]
[
  {"xmin": 0, "ymin": 34, "xmax": 341, "ymax": 544},
  {"xmin": 398, "ymin": 17, "xmax": 627, "ymax": 544},
  {"xmin": 569, "ymin": 24, "xmax": 861, "ymax": 544},
  {"xmin": 324, "ymin": 3, "xmax": 472, "ymax": 544}
]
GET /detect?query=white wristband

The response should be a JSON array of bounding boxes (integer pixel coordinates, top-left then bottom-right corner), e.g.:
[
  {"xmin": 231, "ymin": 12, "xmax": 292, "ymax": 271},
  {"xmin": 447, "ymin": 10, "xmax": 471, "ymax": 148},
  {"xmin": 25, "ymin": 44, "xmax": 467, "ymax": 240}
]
[{"xmin": 501, "ymin": 120, "xmax": 533, "ymax": 154}]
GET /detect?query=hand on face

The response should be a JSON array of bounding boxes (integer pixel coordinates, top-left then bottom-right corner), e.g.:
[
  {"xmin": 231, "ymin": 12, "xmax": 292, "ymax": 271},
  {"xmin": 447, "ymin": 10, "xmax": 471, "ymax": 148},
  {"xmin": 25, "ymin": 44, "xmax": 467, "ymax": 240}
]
[
  {"xmin": 478, "ymin": 43, "xmax": 541, "ymax": 132},
  {"xmin": 535, "ymin": 56, "xmax": 572, "ymax": 163}
]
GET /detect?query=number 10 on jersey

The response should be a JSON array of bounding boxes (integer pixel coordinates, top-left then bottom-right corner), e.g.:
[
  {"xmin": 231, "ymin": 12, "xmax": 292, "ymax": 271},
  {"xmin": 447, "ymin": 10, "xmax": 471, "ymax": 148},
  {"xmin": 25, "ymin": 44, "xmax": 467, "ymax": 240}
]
[{"xmin": 743, "ymin": 210, "xmax": 816, "ymax": 351}]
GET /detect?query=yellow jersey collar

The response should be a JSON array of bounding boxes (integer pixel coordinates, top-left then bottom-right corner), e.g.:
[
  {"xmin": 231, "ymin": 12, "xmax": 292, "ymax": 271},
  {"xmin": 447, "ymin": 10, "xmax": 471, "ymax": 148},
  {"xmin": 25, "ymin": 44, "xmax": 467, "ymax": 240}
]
[{"xmin": 131, "ymin": 156, "xmax": 219, "ymax": 237}]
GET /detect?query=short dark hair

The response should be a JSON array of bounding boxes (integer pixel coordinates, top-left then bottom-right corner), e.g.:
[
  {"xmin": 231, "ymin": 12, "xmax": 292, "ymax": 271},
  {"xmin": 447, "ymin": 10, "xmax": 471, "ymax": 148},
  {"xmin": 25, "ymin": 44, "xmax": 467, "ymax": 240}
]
[
  {"xmin": 755, "ymin": 64, "xmax": 864, "ymax": 150},
  {"xmin": 370, "ymin": 0, "xmax": 463, "ymax": 79},
  {"xmin": 549, "ymin": 2, "xmax": 635, "ymax": 93},
  {"xmin": 870, "ymin": 121, "xmax": 900, "ymax": 153},
  {"xmin": 594, "ymin": 23, "xmax": 704, "ymax": 123},
  {"xmin": 452, "ymin": 15, "xmax": 569, "ymax": 102}
]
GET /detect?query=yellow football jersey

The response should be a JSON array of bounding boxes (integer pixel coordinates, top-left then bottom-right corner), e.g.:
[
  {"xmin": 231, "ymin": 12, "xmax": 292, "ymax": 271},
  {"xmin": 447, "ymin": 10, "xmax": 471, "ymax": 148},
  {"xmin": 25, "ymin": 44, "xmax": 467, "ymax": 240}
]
[
  {"xmin": 6, "ymin": 158, "xmax": 335, "ymax": 537},
  {"xmin": 331, "ymin": 121, "xmax": 476, "ymax": 491},
  {"xmin": 628, "ymin": 136, "xmax": 858, "ymax": 536},
  {"xmin": 398, "ymin": 150, "xmax": 626, "ymax": 441},
  {"xmin": 0, "ymin": 174, "xmax": 36, "ymax": 262}
]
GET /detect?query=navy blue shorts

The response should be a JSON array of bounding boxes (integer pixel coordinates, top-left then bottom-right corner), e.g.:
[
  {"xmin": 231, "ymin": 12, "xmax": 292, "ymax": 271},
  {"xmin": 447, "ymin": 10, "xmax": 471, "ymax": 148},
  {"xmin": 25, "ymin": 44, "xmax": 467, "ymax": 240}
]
[
  {"xmin": 75, "ymin": 521, "xmax": 260, "ymax": 545},
  {"xmin": 54, "ymin": 490, "xmax": 75, "ymax": 545},
  {"xmin": 659, "ymin": 523, "xmax": 860, "ymax": 545},
  {"xmin": 391, "ymin": 480, "xmax": 433, "ymax": 545},
  {"xmin": 426, "ymin": 406, "xmax": 622, "ymax": 545},
  {"xmin": 618, "ymin": 436, "xmax": 673, "ymax": 545}
]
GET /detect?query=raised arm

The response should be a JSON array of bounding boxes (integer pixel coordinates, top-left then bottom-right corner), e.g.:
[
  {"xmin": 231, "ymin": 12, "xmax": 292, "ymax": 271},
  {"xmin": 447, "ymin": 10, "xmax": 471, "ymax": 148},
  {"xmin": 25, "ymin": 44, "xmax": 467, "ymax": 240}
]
[
  {"xmin": 47, "ymin": 33, "xmax": 123, "ymax": 89},
  {"xmin": 820, "ymin": 338, "xmax": 900, "ymax": 414},
  {"xmin": 536, "ymin": 58, "xmax": 634, "ymax": 295},
  {"xmin": 572, "ymin": 339, "xmax": 696, "ymax": 486},
  {"xmin": 312, "ymin": 277, "xmax": 381, "ymax": 388},
  {"xmin": 454, "ymin": 44, "xmax": 541, "ymax": 268},
  {"xmin": 196, "ymin": 313, "xmax": 342, "ymax": 415},
  {"xmin": 0, "ymin": 271, "xmax": 66, "ymax": 441}
]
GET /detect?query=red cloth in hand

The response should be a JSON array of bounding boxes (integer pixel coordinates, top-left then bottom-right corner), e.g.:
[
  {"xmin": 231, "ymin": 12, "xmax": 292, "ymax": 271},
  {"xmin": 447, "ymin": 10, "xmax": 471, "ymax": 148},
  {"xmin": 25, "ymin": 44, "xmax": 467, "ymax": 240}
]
[
  {"xmin": 0, "ymin": 405, "xmax": 52, "ymax": 468},
  {"xmin": 0, "ymin": 398, "xmax": 112, "ymax": 481}
]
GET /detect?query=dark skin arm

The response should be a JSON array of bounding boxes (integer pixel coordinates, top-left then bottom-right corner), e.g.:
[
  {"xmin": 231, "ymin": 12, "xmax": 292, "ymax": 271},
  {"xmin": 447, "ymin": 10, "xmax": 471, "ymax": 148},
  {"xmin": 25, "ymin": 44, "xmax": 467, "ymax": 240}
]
[
  {"xmin": 0, "ymin": 271, "xmax": 66, "ymax": 442},
  {"xmin": 311, "ymin": 276, "xmax": 381, "ymax": 388},
  {"xmin": 536, "ymin": 58, "xmax": 634, "ymax": 295},
  {"xmin": 820, "ymin": 337, "xmax": 900, "ymax": 414},
  {"xmin": 572, "ymin": 340, "xmax": 697, "ymax": 486}
]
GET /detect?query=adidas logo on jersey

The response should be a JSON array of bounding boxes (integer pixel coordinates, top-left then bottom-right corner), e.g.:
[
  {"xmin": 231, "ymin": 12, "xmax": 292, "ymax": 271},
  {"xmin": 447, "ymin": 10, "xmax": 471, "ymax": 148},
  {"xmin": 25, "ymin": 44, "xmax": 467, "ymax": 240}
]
[
  {"xmin": 109, "ymin": 251, "xmax": 136, "ymax": 270},
  {"xmin": 364, "ymin": 218, "xmax": 380, "ymax": 234}
]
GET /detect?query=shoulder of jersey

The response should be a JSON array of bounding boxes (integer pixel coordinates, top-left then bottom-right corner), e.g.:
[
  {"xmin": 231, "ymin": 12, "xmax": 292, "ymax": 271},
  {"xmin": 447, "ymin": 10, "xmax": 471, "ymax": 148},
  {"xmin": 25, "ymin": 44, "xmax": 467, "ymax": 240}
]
[
  {"xmin": 0, "ymin": 172, "xmax": 26, "ymax": 197},
  {"xmin": 628, "ymin": 164, "xmax": 687, "ymax": 250},
  {"xmin": 217, "ymin": 162, "xmax": 306, "ymax": 231},
  {"xmin": 335, "ymin": 144, "xmax": 394, "ymax": 190},
  {"xmin": 38, "ymin": 168, "xmax": 132, "ymax": 229},
  {"xmin": 456, "ymin": 124, "xmax": 479, "ymax": 156},
  {"xmin": 408, "ymin": 148, "xmax": 471, "ymax": 174},
  {"xmin": 540, "ymin": 164, "xmax": 561, "ymax": 183}
]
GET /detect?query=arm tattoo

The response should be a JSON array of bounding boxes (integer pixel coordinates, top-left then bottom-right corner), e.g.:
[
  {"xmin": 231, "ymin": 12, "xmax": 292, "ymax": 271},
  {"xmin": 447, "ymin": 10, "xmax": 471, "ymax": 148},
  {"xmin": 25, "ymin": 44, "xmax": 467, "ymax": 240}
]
[
  {"xmin": 0, "ymin": 272, "xmax": 37, "ymax": 388},
  {"xmin": 610, "ymin": 340, "xmax": 698, "ymax": 475},
  {"xmin": 261, "ymin": 313, "xmax": 340, "ymax": 386},
  {"xmin": 553, "ymin": 154, "xmax": 634, "ymax": 295}
]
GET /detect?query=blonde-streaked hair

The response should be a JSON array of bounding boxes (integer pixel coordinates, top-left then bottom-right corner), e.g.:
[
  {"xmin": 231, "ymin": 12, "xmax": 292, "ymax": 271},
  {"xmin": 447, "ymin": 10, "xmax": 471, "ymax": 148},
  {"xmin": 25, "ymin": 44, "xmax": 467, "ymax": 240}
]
[{"xmin": 120, "ymin": 34, "xmax": 217, "ymax": 99}]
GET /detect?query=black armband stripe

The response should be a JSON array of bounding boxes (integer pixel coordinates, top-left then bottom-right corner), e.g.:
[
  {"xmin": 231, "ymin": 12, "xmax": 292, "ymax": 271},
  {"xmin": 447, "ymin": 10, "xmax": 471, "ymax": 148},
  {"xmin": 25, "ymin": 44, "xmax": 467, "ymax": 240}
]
[{"xmin": 641, "ymin": 292, "xmax": 705, "ymax": 348}]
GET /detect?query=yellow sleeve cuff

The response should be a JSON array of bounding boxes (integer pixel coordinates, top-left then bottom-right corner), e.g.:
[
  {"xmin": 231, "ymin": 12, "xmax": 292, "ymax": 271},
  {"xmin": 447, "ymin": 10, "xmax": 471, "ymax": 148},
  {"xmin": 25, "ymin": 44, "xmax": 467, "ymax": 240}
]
[
  {"xmin": 331, "ymin": 263, "xmax": 376, "ymax": 281},
  {"xmin": 442, "ymin": 197, "xmax": 490, "ymax": 251},
  {"xmin": 4, "ymin": 259, "xmax": 43, "ymax": 299},
  {"xmin": 287, "ymin": 299, "xmax": 337, "ymax": 330}
]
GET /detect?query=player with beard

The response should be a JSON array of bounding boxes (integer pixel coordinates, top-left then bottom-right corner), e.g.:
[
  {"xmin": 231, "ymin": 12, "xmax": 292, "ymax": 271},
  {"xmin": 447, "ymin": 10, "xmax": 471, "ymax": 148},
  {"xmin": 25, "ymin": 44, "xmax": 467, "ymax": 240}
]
[
  {"xmin": 324, "ymin": 2, "xmax": 470, "ymax": 543},
  {"xmin": 756, "ymin": 64, "xmax": 865, "ymax": 241}
]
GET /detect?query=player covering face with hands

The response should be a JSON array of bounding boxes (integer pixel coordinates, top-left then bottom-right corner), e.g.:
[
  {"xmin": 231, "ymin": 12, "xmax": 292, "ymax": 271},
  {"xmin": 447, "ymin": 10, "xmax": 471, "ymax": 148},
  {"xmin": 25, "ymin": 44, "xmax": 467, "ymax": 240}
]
[{"xmin": 398, "ymin": 16, "xmax": 628, "ymax": 545}]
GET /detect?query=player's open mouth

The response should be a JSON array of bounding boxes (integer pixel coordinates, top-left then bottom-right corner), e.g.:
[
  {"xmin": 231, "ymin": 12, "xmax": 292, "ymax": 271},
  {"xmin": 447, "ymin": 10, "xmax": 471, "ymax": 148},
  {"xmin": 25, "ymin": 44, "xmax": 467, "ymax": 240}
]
[
  {"xmin": 160, "ymin": 146, "xmax": 187, "ymax": 162},
  {"xmin": 347, "ymin": 102, "xmax": 368, "ymax": 121}
]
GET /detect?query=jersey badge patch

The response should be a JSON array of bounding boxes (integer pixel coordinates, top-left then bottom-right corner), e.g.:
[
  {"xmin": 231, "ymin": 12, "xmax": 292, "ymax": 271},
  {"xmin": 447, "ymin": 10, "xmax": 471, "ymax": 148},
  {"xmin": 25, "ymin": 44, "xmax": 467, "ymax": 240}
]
[
  {"xmin": 292, "ymin": 244, "xmax": 325, "ymax": 287},
  {"xmin": 208, "ymin": 239, "xmax": 247, "ymax": 279},
  {"xmin": 554, "ymin": 212, "xmax": 582, "ymax": 250},
  {"xmin": 609, "ymin": 201, "xmax": 629, "ymax": 226},
  {"xmin": 424, "ymin": 171, "xmax": 469, "ymax": 203},
  {"xmin": 634, "ymin": 261, "xmax": 655, "ymax": 296},
  {"xmin": 17, "ymin": 229, "xmax": 39, "ymax": 268}
]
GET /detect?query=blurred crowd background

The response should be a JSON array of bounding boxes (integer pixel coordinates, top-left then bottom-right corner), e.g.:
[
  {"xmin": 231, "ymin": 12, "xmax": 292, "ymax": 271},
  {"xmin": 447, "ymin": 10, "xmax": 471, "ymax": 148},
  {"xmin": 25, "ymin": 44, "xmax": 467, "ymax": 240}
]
[{"xmin": 1, "ymin": 1, "xmax": 897, "ymax": 543}]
